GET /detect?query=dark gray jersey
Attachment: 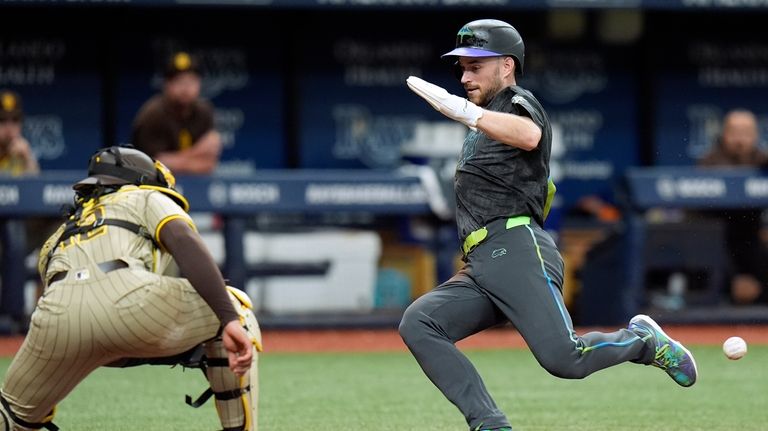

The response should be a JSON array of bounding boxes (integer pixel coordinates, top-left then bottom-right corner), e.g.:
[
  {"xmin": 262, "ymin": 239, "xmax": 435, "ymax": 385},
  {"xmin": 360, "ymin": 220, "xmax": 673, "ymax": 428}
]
[{"xmin": 454, "ymin": 85, "xmax": 551, "ymax": 240}]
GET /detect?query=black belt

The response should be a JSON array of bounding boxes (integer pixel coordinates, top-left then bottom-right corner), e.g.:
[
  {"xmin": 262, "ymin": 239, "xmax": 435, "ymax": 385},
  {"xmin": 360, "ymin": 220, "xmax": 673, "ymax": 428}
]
[{"xmin": 48, "ymin": 259, "xmax": 129, "ymax": 284}]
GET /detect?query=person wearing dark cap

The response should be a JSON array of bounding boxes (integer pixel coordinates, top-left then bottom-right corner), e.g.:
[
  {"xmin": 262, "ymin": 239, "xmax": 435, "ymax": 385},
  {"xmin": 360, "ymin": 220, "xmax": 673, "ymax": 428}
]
[
  {"xmin": 0, "ymin": 89, "xmax": 39, "ymax": 176},
  {"xmin": 131, "ymin": 51, "xmax": 222, "ymax": 175}
]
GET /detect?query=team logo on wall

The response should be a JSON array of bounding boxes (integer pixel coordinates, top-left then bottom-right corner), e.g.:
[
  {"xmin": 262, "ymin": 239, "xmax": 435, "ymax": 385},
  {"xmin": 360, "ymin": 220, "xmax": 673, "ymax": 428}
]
[
  {"xmin": 332, "ymin": 104, "xmax": 418, "ymax": 169},
  {"xmin": 524, "ymin": 47, "xmax": 607, "ymax": 105},
  {"xmin": 213, "ymin": 107, "xmax": 245, "ymax": 150},
  {"xmin": 23, "ymin": 115, "xmax": 66, "ymax": 160}
]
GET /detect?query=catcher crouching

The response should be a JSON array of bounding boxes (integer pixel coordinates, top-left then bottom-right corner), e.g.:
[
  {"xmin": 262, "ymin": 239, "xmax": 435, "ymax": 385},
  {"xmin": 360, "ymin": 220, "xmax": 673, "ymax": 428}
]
[{"xmin": 0, "ymin": 146, "xmax": 261, "ymax": 430}]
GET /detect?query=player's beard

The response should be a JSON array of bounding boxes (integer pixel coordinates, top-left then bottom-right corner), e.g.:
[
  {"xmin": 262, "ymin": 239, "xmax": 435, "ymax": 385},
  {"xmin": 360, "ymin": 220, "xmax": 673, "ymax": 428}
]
[{"xmin": 471, "ymin": 65, "xmax": 506, "ymax": 107}]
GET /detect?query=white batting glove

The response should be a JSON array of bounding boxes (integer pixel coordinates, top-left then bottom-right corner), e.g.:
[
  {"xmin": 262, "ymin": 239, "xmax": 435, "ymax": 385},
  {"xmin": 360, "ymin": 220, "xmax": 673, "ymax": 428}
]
[{"xmin": 406, "ymin": 76, "xmax": 483, "ymax": 128}]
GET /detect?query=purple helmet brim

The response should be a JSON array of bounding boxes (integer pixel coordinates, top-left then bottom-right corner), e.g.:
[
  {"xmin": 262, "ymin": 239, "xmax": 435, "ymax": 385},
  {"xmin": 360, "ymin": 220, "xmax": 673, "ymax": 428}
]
[{"xmin": 441, "ymin": 47, "xmax": 502, "ymax": 58}]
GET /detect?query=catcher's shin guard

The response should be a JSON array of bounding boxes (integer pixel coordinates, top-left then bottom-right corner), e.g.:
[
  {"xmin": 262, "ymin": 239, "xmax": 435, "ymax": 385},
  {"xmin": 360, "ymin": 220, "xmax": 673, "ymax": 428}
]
[
  {"xmin": 192, "ymin": 287, "xmax": 261, "ymax": 431},
  {"xmin": 0, "ymin": 395, "xmax": 58, "ymax": 431}
]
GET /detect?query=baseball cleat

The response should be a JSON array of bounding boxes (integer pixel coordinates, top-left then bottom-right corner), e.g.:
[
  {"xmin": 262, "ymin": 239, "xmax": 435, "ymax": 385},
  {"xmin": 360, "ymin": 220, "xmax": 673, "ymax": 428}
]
[{"xmin": 629, "ymin": 314, "xmax": 698, "ymax": 387}]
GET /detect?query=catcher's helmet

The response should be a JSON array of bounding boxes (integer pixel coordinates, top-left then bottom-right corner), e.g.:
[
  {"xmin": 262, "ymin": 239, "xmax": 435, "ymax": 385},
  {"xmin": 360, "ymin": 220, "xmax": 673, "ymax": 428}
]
[
  {"xmin": 442, "ymin": 19, "xmax": 525, "ymax": 76},
  {"xmin": 74, "ymin": 146, "xmax": 189, "ymax": 211}
]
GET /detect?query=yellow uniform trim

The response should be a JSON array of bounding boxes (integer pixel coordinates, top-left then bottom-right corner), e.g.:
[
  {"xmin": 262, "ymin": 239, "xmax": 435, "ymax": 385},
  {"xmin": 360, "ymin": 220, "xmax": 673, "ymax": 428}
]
[
  {"xmin": 42, "ymin": 406, "xmax": 56, "ymax": 422},
  {"xmin": 139, "ymin": 185, "xmax": 190, "ymax": 212},
  {"xmin": 240, "ymin": 375, "xmax": 252, "ymax": 429},
  {"xmin": 227, "ymin": 286, "xmax": 253, "ymax": 309},
  {"xmin": 226, "ymin": 286, "xmax": 264, "ymax": 352}
]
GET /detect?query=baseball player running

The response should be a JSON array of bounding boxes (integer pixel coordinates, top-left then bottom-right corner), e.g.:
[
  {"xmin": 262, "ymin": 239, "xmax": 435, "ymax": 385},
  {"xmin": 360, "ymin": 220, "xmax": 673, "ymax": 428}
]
[
  {"xmin": 399, "ymin": 19, "xmax": 698, "ymax": 431},
  {"xmin": 0, "ymin": 146, "xmax": 261, "ymax": 431}
]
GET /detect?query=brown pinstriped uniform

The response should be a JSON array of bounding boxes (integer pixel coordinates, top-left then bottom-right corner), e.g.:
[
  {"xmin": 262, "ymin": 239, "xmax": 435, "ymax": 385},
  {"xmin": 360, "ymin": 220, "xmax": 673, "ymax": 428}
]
[{"xmin": 1, "ymin": 186, "xmax": 224, "ymax": 424}]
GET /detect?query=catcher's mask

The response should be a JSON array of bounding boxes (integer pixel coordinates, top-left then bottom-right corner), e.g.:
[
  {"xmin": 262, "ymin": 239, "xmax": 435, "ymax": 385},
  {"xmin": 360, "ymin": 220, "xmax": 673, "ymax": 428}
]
[
  {"xmin": 442, "ymin": 19, "xmax": 525, "ymax": 78},
  {"xmin": 74, "ymin": 145, "xmax": 189, "ymax": 211}
]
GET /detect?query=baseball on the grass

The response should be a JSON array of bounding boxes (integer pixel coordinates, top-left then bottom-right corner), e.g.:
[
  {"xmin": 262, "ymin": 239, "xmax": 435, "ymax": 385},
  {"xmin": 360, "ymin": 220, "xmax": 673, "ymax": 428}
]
[{"xmin": 723, "ymin": 336, "xmax": 748, "ymax": 360}]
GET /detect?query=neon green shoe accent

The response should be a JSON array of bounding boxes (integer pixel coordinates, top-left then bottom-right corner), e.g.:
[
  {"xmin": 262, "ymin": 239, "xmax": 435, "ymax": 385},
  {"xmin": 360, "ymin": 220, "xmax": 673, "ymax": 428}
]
[
  {"xmin": 473, "ymin": 425, "xmax": 512, "ymax": 431},
  {"xmin": 629, "ymin": 314, "xmax": 698, "ymax": 387}
]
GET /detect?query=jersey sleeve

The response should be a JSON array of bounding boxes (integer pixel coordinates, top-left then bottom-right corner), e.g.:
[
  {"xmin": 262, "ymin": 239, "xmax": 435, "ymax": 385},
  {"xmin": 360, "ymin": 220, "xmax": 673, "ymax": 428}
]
[
  {"xmin": 509, "ymin": 93, "xmax": 546, "ymax": 129},
  {"xmin": 143, "ymin": 191, "xmax": 196, "ymax": 250}
]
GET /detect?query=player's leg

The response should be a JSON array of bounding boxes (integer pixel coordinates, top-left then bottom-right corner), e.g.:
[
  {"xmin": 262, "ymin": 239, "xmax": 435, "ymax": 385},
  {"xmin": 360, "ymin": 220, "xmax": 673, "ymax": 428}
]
[
  {"xmin": 198, "ymin": 286, "xmax": 262, "ymax": 431},
  {"xmin": 99, "ymin": 271, "xmax": 223, "ymax": 358},
  {"xmin": 0, "ymin": 282, "xmax": 109, "ymax": 431},
  {"xmin": 105, "ymin": 274, "xmax": 262, "ymax": 430},
  {"xmin": 0, "ymin": 341, "xmax": 103, "ymax": 431},
  {"xmin": 399, "ymin": 275, "xmax": 511, "ymax": 431},
  {"xmin": 476, "ymin": 222, "xmax": 653, "ymax": 379}
]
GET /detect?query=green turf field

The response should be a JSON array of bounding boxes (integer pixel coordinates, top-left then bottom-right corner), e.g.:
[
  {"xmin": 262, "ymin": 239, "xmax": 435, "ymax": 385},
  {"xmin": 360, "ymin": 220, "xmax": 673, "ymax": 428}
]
[{"xmin": 1, "ymin": 345, "xmax": 765, "ymax": 430}]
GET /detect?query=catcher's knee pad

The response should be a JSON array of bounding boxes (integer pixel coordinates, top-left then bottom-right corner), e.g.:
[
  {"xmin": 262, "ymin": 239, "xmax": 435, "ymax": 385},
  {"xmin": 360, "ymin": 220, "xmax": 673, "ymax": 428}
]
[
  {"xmin": 187, "ymin": 287, "xmax": 261, "ymax": 431},
  {"xmin": 226, "ymin": 286, "xmax": 263, "ymax": 354},
  {"xmin": 0, "ymin": 395, "xmax": 58, "ymax": 431}
]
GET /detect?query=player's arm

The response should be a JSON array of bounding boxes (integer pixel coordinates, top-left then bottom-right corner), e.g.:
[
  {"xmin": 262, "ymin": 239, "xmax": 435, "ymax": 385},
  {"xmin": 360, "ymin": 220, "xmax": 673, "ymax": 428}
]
[
  {"xmin": 407, "ymin": 75, "xmax": 541, "ymax": 151},
  {"xmin": 189, "ymin": 130, "xmax": 222, "ymax": 159},
  {"xmin": 155, "ymin": 130, "xmax": 222, "ymax": 174},
  {"xmin": 9, "ymin": 137, "xmax": 40, "ymax": 173},
  {"xmin": 159, "ymin": 218, "xmax": 237, "ymax": 323},
  {"xmin": 475, "ymin": 111, "xmax": 541, "ymax": 151},
  {"xmin": 159, "ymin": 218, "xmax": 252, "ymax": 374}
]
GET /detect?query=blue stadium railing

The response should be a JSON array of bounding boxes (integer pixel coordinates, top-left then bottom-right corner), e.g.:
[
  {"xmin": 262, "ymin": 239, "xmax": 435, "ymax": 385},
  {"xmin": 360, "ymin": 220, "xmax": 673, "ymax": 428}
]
[
  {"xmin": 0, "ymin": 170, "xmax": 452, "ymax": 330},
  {"xmin": 579, "ymin": 166, "xmax": 768, "ymax": 325}
]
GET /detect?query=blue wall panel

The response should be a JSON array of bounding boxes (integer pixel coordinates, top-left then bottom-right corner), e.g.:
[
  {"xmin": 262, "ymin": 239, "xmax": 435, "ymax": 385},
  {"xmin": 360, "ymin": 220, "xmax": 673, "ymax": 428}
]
[
  {"xmin": 654, "ymin": 39, "xmax": 768, "ymax": 166},
  {"xmin": 114, "ymin": 35, "xmax": 285, "ymax": 173},
  {"xmin": 1, "ymin": 36, "xmax": 102, "ymax": 170}
]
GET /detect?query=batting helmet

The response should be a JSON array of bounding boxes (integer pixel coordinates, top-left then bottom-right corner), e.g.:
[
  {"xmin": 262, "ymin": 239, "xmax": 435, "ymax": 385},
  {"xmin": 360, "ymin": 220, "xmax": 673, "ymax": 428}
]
[
  {"xmin": 442, "ymin": 19, "xmax": 525, "ymax": 76},
  {"xmin": 74, "ymin": 146, "xmax": 189, "ymax": 211}
]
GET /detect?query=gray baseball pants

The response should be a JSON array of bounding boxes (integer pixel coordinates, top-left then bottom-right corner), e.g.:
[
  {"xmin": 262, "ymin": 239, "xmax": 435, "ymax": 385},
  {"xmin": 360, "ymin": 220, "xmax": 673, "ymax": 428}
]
[{"xmin": 399, "ymin": 217, "xmax": 651, "ymax": 430}]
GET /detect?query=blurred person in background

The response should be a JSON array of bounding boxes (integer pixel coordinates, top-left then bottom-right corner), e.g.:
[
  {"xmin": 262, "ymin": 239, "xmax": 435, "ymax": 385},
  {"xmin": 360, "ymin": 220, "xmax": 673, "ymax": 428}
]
[
  {"xmin": 0, "ymin": 89, "xmax": 39, "ymax": 330},
  {"xmin": 698, "ymin": 108, "xmax": 768, "ymax": 305},
  {"xmin": 131, "ymin": 51, "xmax": 222, "ymax": 175},
  {"xmin": 0, "ymin": 90, "xmax": 39, "ymax": 176}
]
